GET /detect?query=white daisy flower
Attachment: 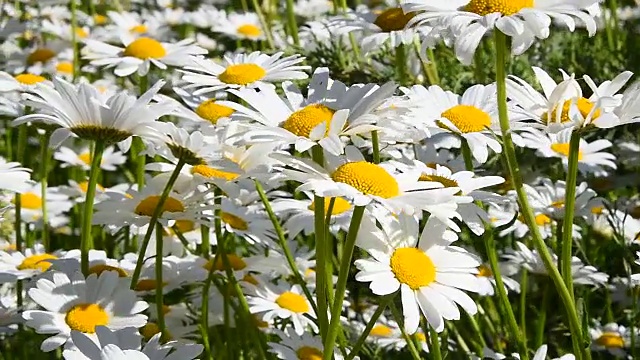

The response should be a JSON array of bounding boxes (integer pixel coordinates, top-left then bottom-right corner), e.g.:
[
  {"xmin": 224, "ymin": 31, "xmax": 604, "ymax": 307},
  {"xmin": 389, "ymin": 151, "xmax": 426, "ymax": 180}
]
[
  {"xmin": 0, "ymin": 70, "xmax": 51, "ymax": 91},
  {"xmin": 81, "ymin": 36, "xmax": 207, "ymax": 77},
  {"xmin": 0, "ymin": 158, "xmax": 32, "ymax": 194},
  {"xmin": 103, "ymin": 10, "xmax": 165, "ymax": 40},
  {"xmin": 271, "ymin": 193, "xmax": 353, "ymax": 239},
  {"xmin": 6, "ymin": 182, "xmax": 73, "ymax": 224},
  {"xmin": 213, "ymin": 12, "xmax": 265, "ymax": 41},
  {"xmin": 402, "ymin": 84, "xmax": 530, "ymax": 163},
  {"xmin": 273, "ymin": 147, "xmax": 470, "ymax": 228},
  {"xmin": 41, "ymin": 18, "xmax": 91, "ymax": 42},
  {"xmin": 589, "ymin": 322, "xmax": 633, "ymax": 358},
  {"xmin": 119, "ymin": 254, "xmax": 205, "ymax": 295},
  {"xmin": 475, "ymin": 262, "xmax": 521, "ymax": 296},
  {"xmin": 14, "ymin": 77, "xmax": 171, "ymax": 148},
  {"xmin": 180, "ymin": 51, "xmax": 309, "ymax": 95},
  {"xmin": 507, "ymin": 66, "xmax": 632, "ymax": 132},
  {"xmin": 148, "ymin": 122, "xmax": 223, "ymax": 166},
  {"xmin": 49, "ymin": 249, "xmax": 128, "ymax": 278},
  {"xmin": 524, "ymin": 178, "xmax": 597, "ymax": 220},
  {"xmin": 54, "ymin": 145, "xmax": 127, "ymax": 171},
  {"xmin": 293, "ymin": 0, "xmax": 332, "ymax": 18},
  {"xmin": 22, "ymin": 271, "xmax": 148, "ymax": 352},
  {"xmin": 404, "ymin": 0, "xmax": 601, "ymax": 65},
  {"xmin": 222, "ymin": 67, "xmax": 397, "ymax": 155},
  {"xmin": 355, "ymin": 214, "xmax": 481, "ymax": 333},
  {"xmin": 217, "ymin": 197, "xmax": 276, "ymax": 246},
  {"xmin": 245, "ymin": 282, "xmax": 317, "ymax": 335},
  {"xmin": 0, "ymin": 243, "xmax": 60, "ymax": 283},
  {"xmin": 268, "ymin": 328, "xmax": 342, "ymax": 360}
]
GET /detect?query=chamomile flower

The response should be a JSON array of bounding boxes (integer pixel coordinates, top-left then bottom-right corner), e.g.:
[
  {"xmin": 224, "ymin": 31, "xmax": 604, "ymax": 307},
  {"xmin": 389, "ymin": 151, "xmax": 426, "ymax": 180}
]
[
  {"xmin": 54, "ymin": 145, "xmax": 127, "ymax": 171},
  {"xmin": 180, "ymin": 51, "xmax": 309, "ymax": 95},
  {"xmin": 218, "ymin": 197, "xmax": 276, "ymax": 246},
  {"xmin": 475, "ymin": 262, "xmax": 521, "ymax": 296},
  {"xmin": 355, "ymin": 214, "xmax": 481, "ymax": 333},
  {"xmin": 22, "ymin": 271, "xmax": 148, "ymax": 352},
  {"xmin": 81, "ymin": 36, "xmax": 207, "ymax": 77},
  {"xmin": 49, "ymin": 249, "xmax": 127, "ymax": 278},
  {"xmin": 213, "ymin": 12, "xmax": 265, "ymax": 41},
  {"xmin": 104, "ymin": 10, "xmax": 165, "ymax": 39},
  {"xmin": 8, "ymin": 182, "xmax": 72, "ymax": 224},
  {"xmin": 0, "ymin": 158, "xmax": 32, "ymax": 194},
  {"xmin": 246, "ymin": 282, "xmax": 317, "ymax": 335},
  {"xmin": 268, "ymin": 329, "xmax": 342, "ymax": 360},
  {"xmin": 14, "ymin": 78, "xmax": 171, "ymax": 148},
  {"xmin": 589, "ymin": 322, "xmax": 632, "ymax": 358},
  {"xmin": 524, "ymin": 179, "xmax": 596, "ymax": 220},
  {"xmin": 507, "ymin": 67, "xmax": 632, "ymax": 132},
  {"xmin": 0, "ymin": 244, "xmax": 60, "ymax": 283},
  {"xmin": 271, "ymin": 194, "xmax": 353, "ymax": 238},
  {"xmin": 273, "ymin": 147, "xmax": 470, "ymax": 227},
  {"xmin": 41, "ymin": 18, "xmax": 91, "ymax": 42},
  {"xmin": 522, "ymin": 128, "xmax": 617, "ymax": 175},
  {"xmin": 335, "ymin": 6, "xmax": 422, "ymax": 52},
  {"xmin": 0, "ymin": 70, "xmax": 51, "ymax": 91},
  {"xmin": 293, "ymin": 0, "xmax": 332, "ymax": 18},
  {"xmin": 405, "ymin": 0, "xmax": 601, "ymax": 65},
  {"xmin": 222, "ymin": 67, "xmax": 397, "ymax": 155},
  {"xmin": 402, "ymin": 84, "xmax": 529, "ymax": 163},
  {"xmin": 149, "ymin": 122, "xmax": 223, "ymax": 166}
]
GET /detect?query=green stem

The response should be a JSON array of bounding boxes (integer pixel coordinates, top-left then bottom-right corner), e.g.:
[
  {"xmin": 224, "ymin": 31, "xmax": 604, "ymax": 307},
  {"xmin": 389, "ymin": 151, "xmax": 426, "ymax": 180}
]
[
  {"xmin": 493, "ymin": 30, "xmax": 588, "ymax": 360},
  {"xmin": 561, "ymin": 131, "xmax": 581, "ymax": 300},
  {"xmin": 534, "ymin": 281, "xmax": 550, "ymax": 348},
  {"xmin": 461, "ymin": 139, "xmax": 474, "ymax": 170},
  {"xmin": 155, "ymin": 223, "xmax": 166, "ymax": 338},
  {"xmin": 345, "ymin": 293, "xmax": 396, "ymax": 360},
  {"xmin": 371, "ymin": 131, "xmax": 381, "ymax": 164},
  {"xmin": 201, "ymin": 225, "xmax": 211, "ymax": 259},
  {"xmin": 39, "ymin": 131, "xmax": 50, "ymax": 251},
  {"xmin": 81, "ymin": 140, "xmax": 105, "ymax": 275},
  {"xmin": 429, "ymin": 326, "xmax": 443, "ymax": 360},
  {"xmin": 323, "ymin": 205, "xmax": 365, "ymax": 360},
  {"xmin": 129, "ymin": 157, "xmax": 186, "ymax": 288},
  {"xmin": 519, "ymin": 270, "xmax": 528, "ymax": 338},
  {"xmin": 425, "ymin": 48, "xmax": 440, "ymax": 85},
  {"xmin": 285, "ymin": 0, "xmax": 299, "ymax": 46},
  {"xmin": 132, "ymin": 138, "xmax": 146, "ymax": 189},
  {"xmin": 389, "ymin": 302, "xmax": 422, "ymax": 360},
  {"xmin": 311, "ymin": 145, "xmax": 329, "ymax": 338},
  {"xmin": 250, "ymin": 0, "xmax": 274, "ymax": 49},
  {"xmin": 255, "ymin": 181, "xmax": 318, "ymax": 315},
  {"xmin": 395, "ymin": 44, "xmax": 407, "ymax": 85},
  {"xmin": 70, "ymin": 0, "xmax": 79, "ymax": 81}
]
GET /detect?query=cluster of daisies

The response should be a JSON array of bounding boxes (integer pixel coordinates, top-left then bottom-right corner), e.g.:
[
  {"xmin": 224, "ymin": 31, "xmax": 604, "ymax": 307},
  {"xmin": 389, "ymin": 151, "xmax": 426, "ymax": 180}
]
[{"xmin": 1, "ymin": 0, "xmax": 640, "ymax": 359}]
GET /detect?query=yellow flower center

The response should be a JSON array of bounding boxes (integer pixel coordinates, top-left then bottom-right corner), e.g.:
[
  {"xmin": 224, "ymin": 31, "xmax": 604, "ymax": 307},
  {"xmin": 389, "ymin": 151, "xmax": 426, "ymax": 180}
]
[
  {"xmin": 56, "ymin": 62, "xmax": 73, "ymax": 74},
  {"xmin": 477, "ymin": 264, "xmax": 493, "ymax": 277},
  {"xmin": 27, "ymin": 48, "xmax": 56, "ymax": 65},
  {"xmin": 173, "ymin": 219, "xmax": 196, "ymax": 233},
  {"xmin": 415, "ymin": 332, "xmax": 427, "ymax": 342},
  {"xmin": 191, "ymin": 164, "xmax": 239, "ymax": 181},
  {"xmin": 440, "ymin": 105, "xmax": 492, "ymax": 133},
  {"xmin": 390, "ymin": 247, "xmax": 436, "ymax": 290},
  {"xmin": 282, "ymin": 104, "xmax": 336, "ymax": 138},
  {"xmin": 14, "ymin": 73, "xmax": 46, "ymax": 85},
  {"xmin": 88, "ymin": 264, "xmax": 128, "ymax": 277},
  {"xmin": 218, "ymin": 64, "xmax": 266, "ymax": 85},
  {"xmin": 130, "ymin": 24, "xmax": 148, "ymax": 33},
  {"xmin": 204, "ymin": 254, "xmax": 247, "ymax": 271},
  {"xmin": 17, "ymin": 253, "xmax": 57, "ymax": 271},
  {"xmin": 534, "ymin": 214, "xmax": 551, "ymax": 226},
  {"xmin": 550, "ymin": 143, "xmax": 584, "ymax": 160},
  {"xmin": 550, "ymin": 200, "xmax": 565, "ymax": 209},
  {"xmin": 79, "ymin": 152, "xmax": 92, "ymax": 165},
  {"xmin": 596, "ymin": 332, "xmax": 624, "ymax": 348},
  {"xmin": 253, "ymin": 315, "xmax": 269, "ymax": 328},
  {"xmin": 140, "ymin": 322, "xmax": 161, "ymax": 340},
  {"xmin": 134, "ymin": 196, "xmax": 185, "ymax": 217},
  {"xmin": 331, "ymin": 162, "xmax": 399, "ymax": 198},
  {"xmin": 93, "ymin": 14, "xmax": 108, "ymax": 25},
  {"xmin": 591, "ymin": 206, "xmax": 604, "ymax": 215},
  {"xmin": 237, "ymin": 24, "xmax": 262, "ymax": 37},
  {"xmin": 134, "ymin": 279, "xmax": 167, "ymax": 291},
  {"xmin": 275, "ymin": 291, "xmax": 309, "ymax": 313},
  {"xmin": 75, "ymin": 27, "xmax": 88, "ymax": 38},
  {"xmin": 242, "ymin": 273, "xmax": 260, "ymax": 285},
  {"xmin": 464, "ymin": 0, "xmax": 534, "ymax": 16},
  {"xmin": 308, "ymin": 197, "xmax": 352, "ymax": 216},
  {"xmin": 65, "ymin": 303, "xmax": 109, "ymax": 333},
  {"xmin": 221, "ymin": 212, "xmax": 249, "ymax": 231},
  {"xmin": 78, "ymin": 181, "xmax": 105, "ymax": 193},
  {"xmin": 543, "ymin": 97, "xmax": 601, "ymax": 124},
  {"xmin": 123, "ymin": 37, "xmax": 166, "ymax": 59},
  {"xmin": 373, "ymin": 8, "xmax": 414, "ymax": 32},
  {"xmin": 17, "ymin": 192, "xmax": 42, "ymax": 210},
  {"xmin": 369, "ymin": 324, "xmax": 393, "ymax": 337},
  {"xmin": 195, "ymin": 99, "xmax": 235, "ymax": 124},
  {"xmin": 418, "ymin": 174, "xmax": 459, "ymax": 189},
  {"xmin": 296, "ymin": 346, "xmax": 323, "ymax": 360}
]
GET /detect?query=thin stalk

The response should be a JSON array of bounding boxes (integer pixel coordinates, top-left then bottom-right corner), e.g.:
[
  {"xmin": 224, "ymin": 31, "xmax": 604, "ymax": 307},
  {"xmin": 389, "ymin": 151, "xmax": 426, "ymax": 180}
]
[
  {"xmin": 201, "ymin": 225, "xmax": 211, "ymax": 259},
  {"xmin": 345, "ymin": 293, "xmax": 396, "ymax": 360},
  {"xmin": 534, "ymin": 281, "xmax": 551, "ymax": 348},
  {"xmin": 255, "ymin": 181, "xmax": 318, "ymax": 315},
  {"xmin": 371, "ymin": 131, "xmax": 381, "ymax": 164},
  {"xmin": 39, "ymin": 130, "xmax": 50, "ymax": 251},
  {"xmin": 323, "ymin": 205, "xmax": 365, "ymax": 360},
  {"xmin": 429, "ymin": 326, "xmax": 443, "ymax": 360},
  {"xmin": 493, "ymin": 30, "xmax": 588, "ymax": 360},
  {"xmin": 81, "ymin": 140, "xmax": 105, "ymax": 275},
  {"xmin": 130, "ymin": 157, "xmax": 186, "ymax": 288},
  {"xmin": 250, "ymin": 0, "xmax": 274, "ymax": 49},
  {"xmin": 389, "ymin": 302, "xmax": 422, "ymax": 360},
  {"xmin": 519, "ymin": 270, "xmax": 528, "ymax": 337},
  {"xmin": 70, "ymin": 0, "xmax": 79, "ymax": 80},
  {"xmin": 561, "ymin": 131, "xmax": 581, "ymax": 300},
  {"xmin": 285, "ymin": 0, "xmax": 299, "ymax": 46},
  {"xmin": 155, "ymin": 223, "xmax": 166, "ymax": 338},
  {"xmin": 425, "ymin": 48, "xmax": 440, "ymax": 85},
  {"xmin": 395, "ymin": 44, "xmax": 407, "ymax": 85},
  {"xmin": 311, "ymin": 146, "xmax": 329, "ymax": 338},
  {"xmin": 461, "ymin": 139, "xmax": 474, "ymax": 170}
]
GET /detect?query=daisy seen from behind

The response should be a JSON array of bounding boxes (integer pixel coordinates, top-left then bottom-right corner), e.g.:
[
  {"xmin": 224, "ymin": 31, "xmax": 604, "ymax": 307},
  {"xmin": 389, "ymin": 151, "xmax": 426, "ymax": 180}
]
[{"xmin": 354, "ymin": 214, "xmax": 481, "ymax": 333}]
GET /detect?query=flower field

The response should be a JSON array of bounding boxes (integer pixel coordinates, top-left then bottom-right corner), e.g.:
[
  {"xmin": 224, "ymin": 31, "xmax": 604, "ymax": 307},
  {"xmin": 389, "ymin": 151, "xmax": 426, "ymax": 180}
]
[{"xmin": 2, "ymin": 0, "xmax": 640, "ymax": 359}]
